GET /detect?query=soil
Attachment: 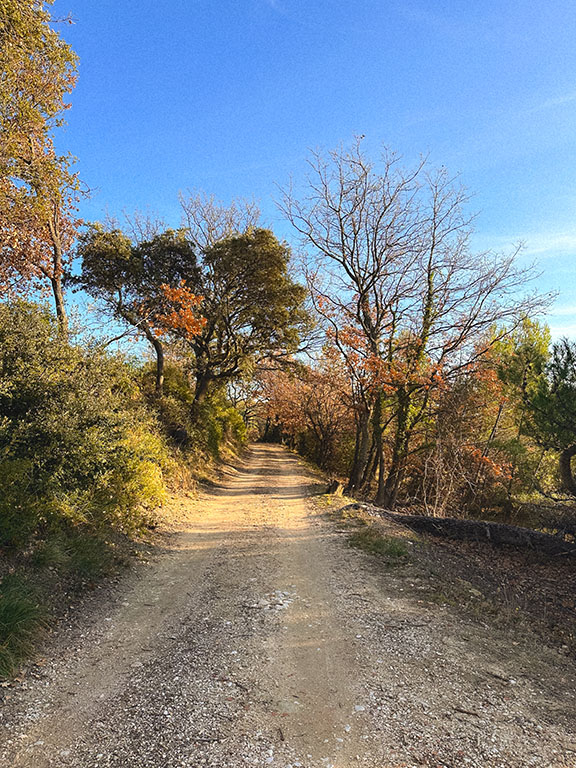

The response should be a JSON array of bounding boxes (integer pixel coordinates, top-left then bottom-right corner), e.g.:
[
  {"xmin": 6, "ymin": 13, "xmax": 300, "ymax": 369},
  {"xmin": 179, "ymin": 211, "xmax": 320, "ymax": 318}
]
[
  {"xmin": 416, "ymin": 532, "xmax": 576, "ymax": 654},
  {"xmin": 0, "ymin": 444, "xmax": 575, "ymax": 768}
]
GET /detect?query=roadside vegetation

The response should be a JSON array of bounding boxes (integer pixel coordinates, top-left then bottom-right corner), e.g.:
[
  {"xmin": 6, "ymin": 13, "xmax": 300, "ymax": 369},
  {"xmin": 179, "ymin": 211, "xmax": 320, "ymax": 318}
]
[
  {"xmin": 263, "ymin": 145, "xmax": 576, "ymax": 541},
  {"xmin": 2, "ymin": 1, "xmax": 576, "ymax": 676},
  {"xmin": 0, "ymin": 2, "xmax": 308, "ymax": 675},
  {"xmin": 321, "ymin": 496, "xmax": 576, "ymax": 655}
]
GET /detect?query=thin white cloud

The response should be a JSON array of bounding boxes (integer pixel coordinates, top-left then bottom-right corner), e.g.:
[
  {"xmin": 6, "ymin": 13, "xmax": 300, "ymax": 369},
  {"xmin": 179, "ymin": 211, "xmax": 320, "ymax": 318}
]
[
  {"xmin": 548, "ymin": 322, "xmax": 576, "ymax": 339},
  {"xmin": 473, "ymin": 231, "xmax": 576, "ymax": 259},
  {"xmin": 526, "ymin": 91, "xmax": 576, "ymax": 115},
  {"xmin": 521, "ymin": 232, "xmax": 576, "ymax": 258}
]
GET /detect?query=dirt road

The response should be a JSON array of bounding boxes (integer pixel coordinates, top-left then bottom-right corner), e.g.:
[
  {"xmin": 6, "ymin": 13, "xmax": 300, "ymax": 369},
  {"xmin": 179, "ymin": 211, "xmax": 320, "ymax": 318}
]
[{"xmin": 1, "ymin": 444, "xmax": 575, "ymax": 767}]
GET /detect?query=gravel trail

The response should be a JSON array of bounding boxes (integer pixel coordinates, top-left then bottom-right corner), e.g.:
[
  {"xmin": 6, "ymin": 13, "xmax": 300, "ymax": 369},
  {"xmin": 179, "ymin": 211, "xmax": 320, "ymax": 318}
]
[{"xmin": 1, "ymin": 444, "xmax": 575, "ymax": 767}]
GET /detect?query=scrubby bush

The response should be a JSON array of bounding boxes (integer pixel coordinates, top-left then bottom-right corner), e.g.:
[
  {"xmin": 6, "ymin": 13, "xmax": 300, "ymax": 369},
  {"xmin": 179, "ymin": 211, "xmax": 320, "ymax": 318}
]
[
  {"xmin": 0, "ymin": 302, "xmax": 169, "ymax": 547},
  {"xmin": 0, "ymin": 301, "xmax": 251, "ymax": 676},
  {"xmin": 195, "ymin": 389, "xmax": 247, "ymax": 456},
  {"xmin": 142, "ymin": 361, "xmax": 247, "ymax": 460}
]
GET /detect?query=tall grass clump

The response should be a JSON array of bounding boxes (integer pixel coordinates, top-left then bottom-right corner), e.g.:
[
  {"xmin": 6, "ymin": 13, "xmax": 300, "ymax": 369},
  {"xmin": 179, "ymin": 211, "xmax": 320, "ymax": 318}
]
[{"xmin": 0, "ymin": 575, "xmax": 47, "ymax": 678}]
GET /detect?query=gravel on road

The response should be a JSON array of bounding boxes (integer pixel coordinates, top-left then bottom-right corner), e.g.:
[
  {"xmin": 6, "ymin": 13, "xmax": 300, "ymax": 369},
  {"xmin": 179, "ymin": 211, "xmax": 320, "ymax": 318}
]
[{"xmin": 1, "ymin": 444, "xmax": 575, "ymax": 768}]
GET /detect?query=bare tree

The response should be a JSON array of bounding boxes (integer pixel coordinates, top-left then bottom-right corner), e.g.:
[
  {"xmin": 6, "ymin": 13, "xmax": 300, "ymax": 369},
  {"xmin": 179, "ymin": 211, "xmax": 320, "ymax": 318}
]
[
  {"xmin": 121, "ymin": 208, "xmax": 166, "ymax": 242},
  {"xmin": 282, "ymin": 140, "xmax": 547, "ymax": 508},
  {"xmin": 179, "ymin": 191, "xmax": 260, "ymax": 249}
]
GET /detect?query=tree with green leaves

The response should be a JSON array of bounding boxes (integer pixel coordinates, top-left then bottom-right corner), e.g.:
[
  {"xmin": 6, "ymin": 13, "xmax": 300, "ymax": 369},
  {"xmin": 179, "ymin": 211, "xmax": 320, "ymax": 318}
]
[
  {"xmin": 527, "ymin": 338, "xmax": 576, "ymax": 496},
  {"xmin": 78, "ymin": 222, "xmax": 309, "ymax": 407},
  {"xmin": 77, "ymin": 226, "xmax": 201, "ymax": 396},
  {"xmin": 185, "ymin": 228, "xmax": 309, "ymax": 404},
  {"xmin": 489, "ymin": 319, "xmax": 551, "ymax": 504}
]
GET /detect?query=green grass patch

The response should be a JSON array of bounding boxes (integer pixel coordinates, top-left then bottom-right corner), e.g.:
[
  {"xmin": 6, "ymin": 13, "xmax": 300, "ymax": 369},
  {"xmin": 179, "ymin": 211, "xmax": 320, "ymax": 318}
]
[
  {"xmin": 0, "ymin": 574, "xmax": 48, "ymax": 678},
  {"xmin": 0, "ymin": 532, "xmax": 124, "ymax": 679},
  {"xmin": 31, "ymin": 537, "xmax": 71, "ymax": 569},
  {"xmin": 30, "ymin": 531, "xmax": 118, "ymax": 580},
  {"xmin": 348, "ymin": 527, "xmax": 409, "ymax": 562},
  {"xmin": 66, "ymin": 535, "xmax": 116, "ymax": 579}
]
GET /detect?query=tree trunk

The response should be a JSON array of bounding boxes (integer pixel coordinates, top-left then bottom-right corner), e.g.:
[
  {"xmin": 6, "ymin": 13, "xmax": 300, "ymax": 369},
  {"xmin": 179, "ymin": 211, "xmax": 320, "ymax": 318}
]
[
  {"xmin": 141, "ymin": 324, "xmax": 164, "ymax": 398},
  {"xmin": 151, "ymin": 336, "xmax": 164, "ymax": 397},
  {"xmin": 378, "ymin": 389, "xmax": 410, "ymax": 509},
  {"xmin": 194, "ymin": 371, "xmax": 212, "ymax": 404},
  {"xmin": 360, "ymin": 436, "xmax": 379, "ymax": 491},
  {"xmin": 380, "ymin": 440, "xmax": 405, "ymax": 509},
  {"xmin": 120, "ymin": 308, "xmax": 165, "ymax": 398},
  {"xmin": 559, "ymin": 444, "xmax": 576, "ymax": 496},
  {"xmin": 347, "ymin": 407, "xmax": 370, "ymax": 492},
  {"xmin": 50, "ymin": 274, "xmax": 68, "ymax": 336},
  {"xmin": 375, "ymin": 446, "xmax": 388, "ymax": 505},
  {"xmin": 48, "ymin": 211, "xmax": 68, "ymax": 336},
  {"xmin": 373, "ymin": 392, "xmax": 388, "ymax": 506}
]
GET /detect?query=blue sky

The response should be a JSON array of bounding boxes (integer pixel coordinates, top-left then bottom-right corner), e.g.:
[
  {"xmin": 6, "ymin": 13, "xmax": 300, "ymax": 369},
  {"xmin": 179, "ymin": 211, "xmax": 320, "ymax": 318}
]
[{"xmin": 52, "ymin": 0, "xmax": 576, "ymax": 336}]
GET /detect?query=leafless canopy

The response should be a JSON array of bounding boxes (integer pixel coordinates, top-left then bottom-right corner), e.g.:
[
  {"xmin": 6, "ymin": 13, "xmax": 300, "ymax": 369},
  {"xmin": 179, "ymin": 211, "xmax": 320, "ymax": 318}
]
[
  {"xmin": 280, "ymin": 139, "xmax": 551, "ymax": 504},
  {"xmin": 280, "ymin": 139, "xmax": 547, "ymax": 378},
  {"xmin": 179, "ymin": 191, "xmax": 261, "ymax": 250}
]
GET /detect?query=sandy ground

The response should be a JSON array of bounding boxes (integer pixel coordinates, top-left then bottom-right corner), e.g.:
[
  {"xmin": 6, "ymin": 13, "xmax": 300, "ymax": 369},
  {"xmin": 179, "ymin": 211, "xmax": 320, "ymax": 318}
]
[{"xmin": 1, "ymin": 444, "xmax": 575, "ymax": 768}]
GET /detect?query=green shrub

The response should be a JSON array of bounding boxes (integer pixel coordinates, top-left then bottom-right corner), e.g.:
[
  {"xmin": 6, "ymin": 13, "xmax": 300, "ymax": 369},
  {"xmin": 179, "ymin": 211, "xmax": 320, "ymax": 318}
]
[
  {"xmin": 147, "ymin": 363, "xmax": 247, "ymax": 459},
  {"xmin": 0, "ymin": 301, "xmax": 168, "ymax": 547},
  {"xmin": 197, "ymin": 389, "xmax": 247, "ymax": 456}
]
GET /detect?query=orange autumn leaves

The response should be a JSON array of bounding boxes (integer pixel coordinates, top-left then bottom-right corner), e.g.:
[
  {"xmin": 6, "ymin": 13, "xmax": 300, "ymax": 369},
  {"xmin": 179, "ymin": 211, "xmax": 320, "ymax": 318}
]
[
  {"xmin": 328, "ymin": 321, "xmax": 449, "ymax": 398},
  {"xmin": 151, "ymin": 280, "xmax": 206, "ymax": 340}
]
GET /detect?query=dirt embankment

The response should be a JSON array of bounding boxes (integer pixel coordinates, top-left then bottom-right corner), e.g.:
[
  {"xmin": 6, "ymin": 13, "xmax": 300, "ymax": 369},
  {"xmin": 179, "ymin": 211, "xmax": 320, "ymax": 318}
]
[{"xmin": 1, "ymin": 444, "xmax": 575, "ymax": 768}]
